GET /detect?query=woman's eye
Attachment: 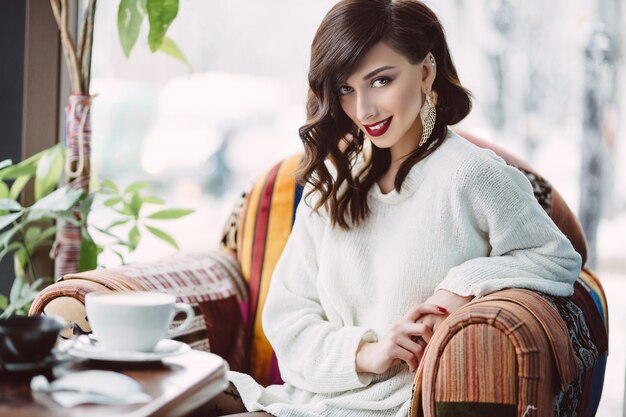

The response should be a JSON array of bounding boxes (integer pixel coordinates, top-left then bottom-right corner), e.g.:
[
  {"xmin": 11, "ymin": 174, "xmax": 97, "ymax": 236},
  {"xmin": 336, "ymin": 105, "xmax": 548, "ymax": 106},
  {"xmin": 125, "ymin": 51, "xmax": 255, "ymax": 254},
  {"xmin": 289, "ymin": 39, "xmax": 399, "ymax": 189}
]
[
  {"xmin": 338, "ymin": 85, "xmax": 353, "ymax": 96},
  {"xmin": 372, "ymin": 77, "xmax": 391, "ymax": 88}
]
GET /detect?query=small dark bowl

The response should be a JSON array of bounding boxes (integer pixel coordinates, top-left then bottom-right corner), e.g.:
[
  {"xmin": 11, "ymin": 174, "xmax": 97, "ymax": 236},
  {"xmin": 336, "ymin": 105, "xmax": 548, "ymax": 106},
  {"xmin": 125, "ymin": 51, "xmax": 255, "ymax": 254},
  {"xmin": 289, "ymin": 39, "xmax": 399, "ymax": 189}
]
[{"xmin": 0, "ymin": 315, "xmax": 65, "ymax": 364}]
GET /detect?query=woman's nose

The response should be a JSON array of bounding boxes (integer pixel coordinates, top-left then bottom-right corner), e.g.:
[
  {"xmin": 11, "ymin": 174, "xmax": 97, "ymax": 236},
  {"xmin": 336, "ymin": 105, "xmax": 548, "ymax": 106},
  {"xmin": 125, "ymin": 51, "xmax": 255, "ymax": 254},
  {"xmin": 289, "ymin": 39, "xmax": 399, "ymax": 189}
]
[{"xmin": 356, "ymin": 93, "xmax": 377, "ymax": 123}]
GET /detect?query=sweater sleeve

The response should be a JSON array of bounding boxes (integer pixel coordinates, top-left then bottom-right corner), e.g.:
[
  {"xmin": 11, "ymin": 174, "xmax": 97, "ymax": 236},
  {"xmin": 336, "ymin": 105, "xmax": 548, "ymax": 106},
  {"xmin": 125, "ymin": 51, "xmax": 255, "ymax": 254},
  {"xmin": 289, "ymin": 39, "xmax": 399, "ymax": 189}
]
[
  {"xmin": 435, "ymin": 154, "xmax": 582, "ymax": 298},
  {"xmin": 261, "ymin": 195, "xmax": 378, "ymax": 393}
]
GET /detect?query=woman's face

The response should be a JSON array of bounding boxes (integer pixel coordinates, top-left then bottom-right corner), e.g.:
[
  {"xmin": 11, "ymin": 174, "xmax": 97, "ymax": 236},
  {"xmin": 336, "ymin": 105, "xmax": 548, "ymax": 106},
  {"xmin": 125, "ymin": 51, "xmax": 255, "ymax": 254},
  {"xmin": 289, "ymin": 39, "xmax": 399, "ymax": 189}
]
[{"xmin": 338, "ymin": 42, "xmax": 435, "ymax": 161}]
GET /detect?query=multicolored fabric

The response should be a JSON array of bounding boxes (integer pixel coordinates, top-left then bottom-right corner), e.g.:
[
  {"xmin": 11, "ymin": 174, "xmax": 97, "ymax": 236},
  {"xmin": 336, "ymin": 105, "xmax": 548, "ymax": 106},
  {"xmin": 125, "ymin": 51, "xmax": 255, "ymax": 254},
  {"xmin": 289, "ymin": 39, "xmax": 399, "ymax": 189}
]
[
  {"xmin": 517, "ymin": 166, "xmax": 552, "ymax": 213},
  {"xmin": 55, "ymin": 94, "xmax": 93, "ymax": 279},
  {"xmin": 236, "ymin": 153, "xmax": 303, "ymax": 386},
  {"xmin": 221, "ymin": 191, "xmax": 247, "ymax": 253},
  {"xmin": 543, "ymin": 268, "xmax": 608, "ymax": 417}
]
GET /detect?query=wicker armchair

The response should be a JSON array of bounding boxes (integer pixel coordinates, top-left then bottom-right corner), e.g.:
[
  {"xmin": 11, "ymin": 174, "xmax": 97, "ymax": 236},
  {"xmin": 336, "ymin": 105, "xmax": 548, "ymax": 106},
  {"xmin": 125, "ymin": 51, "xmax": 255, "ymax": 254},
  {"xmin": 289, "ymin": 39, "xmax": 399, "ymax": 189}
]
[{"xmin": 31, "ymin": 133, "xmax": 608, "ymax": 417}]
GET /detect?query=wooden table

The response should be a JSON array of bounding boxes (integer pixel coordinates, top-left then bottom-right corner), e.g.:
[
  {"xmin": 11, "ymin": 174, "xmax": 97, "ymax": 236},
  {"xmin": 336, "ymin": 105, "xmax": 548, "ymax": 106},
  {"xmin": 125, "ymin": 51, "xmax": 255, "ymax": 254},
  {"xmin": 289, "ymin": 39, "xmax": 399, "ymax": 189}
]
[{"xmin": 0, "ymin": 349, "xmax": 228, "ymax": 417}]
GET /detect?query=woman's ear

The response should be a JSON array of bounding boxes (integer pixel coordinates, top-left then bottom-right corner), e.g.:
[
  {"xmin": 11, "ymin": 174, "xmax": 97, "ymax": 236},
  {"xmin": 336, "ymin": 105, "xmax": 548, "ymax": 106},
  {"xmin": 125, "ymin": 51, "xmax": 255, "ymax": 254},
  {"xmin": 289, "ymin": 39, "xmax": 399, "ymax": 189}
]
[{"xmin": 421, "ymin": 52, "xmax": 437, "ymax": 93}]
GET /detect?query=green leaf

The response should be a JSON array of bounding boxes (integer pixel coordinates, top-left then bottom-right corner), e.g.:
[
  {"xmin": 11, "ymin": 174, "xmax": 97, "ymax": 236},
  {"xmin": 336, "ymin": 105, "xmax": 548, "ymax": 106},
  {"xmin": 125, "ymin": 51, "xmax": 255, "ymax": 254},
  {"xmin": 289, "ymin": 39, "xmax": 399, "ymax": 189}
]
[
  {"xmin": 146, "ymin": 208, "xmax": 193, "ymax": 220},
  {"xmin": 101, "ymin": 179, "xmax": 119, "ymax": 194},
  {"xmin": 14, "ymin": 248, "xmax": 28, "ymax": 276},
  {"xmin": 24, "ymin": 225, "xmax": 56, "ymax": 253},
  {"xmin": 139, "ymin": 195, "xmax": 165, "ymax": 205},
  {"xmin": 14, "ymin": 278, "xmax": 46, "ymax": 310},
  {"xmin": 27, "ymin": 186, "xmax": 83, "ymax": 221},
  {"xmin": 106, "ymin": 219, "xmax": 130, "ymax": 229},
  {"xmin": 9, "ymin": 275, "xmax": 25, "ymax": 303},
  {"xmin": 0, "ymin": 212, "xmax": 22, "ymax": 231},
  {"xmin": 159, "ymin": 36, "xmax": 190, "ymax": 68},
  {"xmin": 0, "ymin": 182, "xmax": 9, "ymax": 199},
  {"xmin": 25, "ymin": 226, "xmax": 41, "ymax": 244},
  {"xmin": 34, "ymin": 144, "xmax": 64, "ymax": 201},
  {"xmin": 112, "ymin": 249, "xmax": 126, "ymax": 265},
  {"xmin": 30, "ymin": 277, "xmax": 47, "ymax": 292},
  {"xmin": 79, "ymin": 193, "xmax": 95, "ymax": 224},
  {"xmin": 146, "ymin": 0, "xmax": 179, "ymax": 52},
  {"xmin": 0, "ymin": 294, "xmax": 8, "ymax": 310},
  {"xmin": 10, "ymin": 175, "xmax": 31, "ymax": 201},
  {"xmin": 94, "ymin": 226, "xmax": 120, "ymax": 240},
  {"xmin": 128, "ymin": 225, "xmax": 140, "ymax": 251},
  {"xmin": 0, "ymin": 199, "xmax": 22, "ymax": 212},
  {"xmin": 114, "ymin": 208, "xmax": 134, "ymax": 218},
  {"xmin": 124, "ymin": 181, "xmax": 151, "ymax": 194},
  {"xmin": 40, "ymin": 226, "xmax": 57, "ymax": 240},
  {"xmin": 145, "ymin": 224, "xmax": 178, "ymax": 249},
  {"xmin": 0, "ymin": 223, "xmax": 22, "ymax": 247},
  {"xmin": 114, "ymin": 240, "xmax": 131, "ymax": 248},
  {"xmin": 0, "ymin": 305, "xmax": 15, "ymax": 319},
  {"xmin": 78, "ymin": 235, "xmax": 99, "ymax": 272},
  {"xmin": 117, "ymin": 0, "xmax": 145, "ymax": 58},
  {"xmin": 0, "ymin": 160, "xmax": 12, "ymax": 170},
  {"xmin": 104, "ymin": 196, "xmax": 123, "ymax": 207},
  {"xmin": 49, "ymin": 210, "xmax": 82, "ymax": 226},
  {"xmin": 0, "ymin": 241, "xmax": 22, "ymax": 261},
  {"xmin": 129, "ymin": 193, "xmax": 142, "ymax": 218},
  {"xmin": 0, "ymin": 151, "xmax": 41, "ymax": 180}
]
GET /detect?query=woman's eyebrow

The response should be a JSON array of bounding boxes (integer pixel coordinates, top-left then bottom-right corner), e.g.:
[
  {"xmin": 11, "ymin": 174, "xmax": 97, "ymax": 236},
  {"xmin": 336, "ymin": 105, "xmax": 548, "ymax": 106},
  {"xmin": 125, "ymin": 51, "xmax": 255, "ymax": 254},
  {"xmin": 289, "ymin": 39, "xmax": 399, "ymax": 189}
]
[
  {"xmin": 363, "ymin": 66, "xmax": 396, "ymax": 80},
  {"xmin": 338, "ymin": 66, "xmax": 396, "ymax": 86}
]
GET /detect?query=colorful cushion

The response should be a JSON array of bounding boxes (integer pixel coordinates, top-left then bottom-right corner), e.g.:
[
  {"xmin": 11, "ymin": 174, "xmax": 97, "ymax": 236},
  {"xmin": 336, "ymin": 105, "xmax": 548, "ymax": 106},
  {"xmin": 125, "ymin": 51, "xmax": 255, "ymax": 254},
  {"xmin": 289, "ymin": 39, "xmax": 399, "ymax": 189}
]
[
  {"xmin": 236, "ymin": 153, "xmax": 303, "ymax": 386},
  {"xmin": 546, "ymin": 268, "xmax": 608, "ymax": 417}
]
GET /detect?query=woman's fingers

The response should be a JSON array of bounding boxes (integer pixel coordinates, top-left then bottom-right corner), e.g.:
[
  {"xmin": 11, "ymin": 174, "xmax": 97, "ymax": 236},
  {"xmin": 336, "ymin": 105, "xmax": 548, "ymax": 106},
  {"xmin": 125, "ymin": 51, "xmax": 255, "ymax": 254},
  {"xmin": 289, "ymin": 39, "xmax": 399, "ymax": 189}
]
[
  {"xmin": 403, "ymin": 303, "xmax": 447, "ymax": 322},
  {"xmin": 416, "ymin": 323, "xmax": 433, "ymax": 342},
  {"xmin": 402, "ymin": 322, "xmax": 433, "ymax": 345},
  {"xmin": 389, "ymin": 322, "xmax": 433, "ymax": 371},
  {"xmin": 392, "ymin": 345, "xmax": 419, "ymax": 372},
  {"xmin": 396, "ymin": 336, "xmax": 424, "ymax": 360},
  {"xmin": 377, "ymin": 308, "xmax": 446, "ymax": 374}
]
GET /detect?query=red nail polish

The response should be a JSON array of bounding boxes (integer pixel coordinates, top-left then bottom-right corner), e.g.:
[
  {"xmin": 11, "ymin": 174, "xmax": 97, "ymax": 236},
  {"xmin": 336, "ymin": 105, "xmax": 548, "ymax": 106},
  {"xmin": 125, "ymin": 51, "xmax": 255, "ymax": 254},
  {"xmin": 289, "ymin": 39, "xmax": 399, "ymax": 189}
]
[{"xmin": 437, "ymin": 306, "xmax": 447, "ymax": 313}]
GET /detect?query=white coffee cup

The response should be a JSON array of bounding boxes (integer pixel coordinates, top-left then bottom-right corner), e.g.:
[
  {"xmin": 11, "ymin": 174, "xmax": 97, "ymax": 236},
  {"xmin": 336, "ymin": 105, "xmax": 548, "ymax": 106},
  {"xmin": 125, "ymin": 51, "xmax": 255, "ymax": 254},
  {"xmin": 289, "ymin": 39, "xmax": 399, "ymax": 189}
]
[{"xmin": 85, "ymin": 291, "xmax": 195, "ymax": 352}]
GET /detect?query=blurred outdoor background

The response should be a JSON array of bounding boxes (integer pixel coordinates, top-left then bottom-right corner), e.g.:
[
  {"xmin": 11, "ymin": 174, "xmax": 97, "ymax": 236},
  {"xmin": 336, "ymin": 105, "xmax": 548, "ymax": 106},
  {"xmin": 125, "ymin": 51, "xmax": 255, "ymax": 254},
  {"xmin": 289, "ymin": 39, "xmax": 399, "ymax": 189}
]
[{"xmin": 85, "ymin": 1, "xmax": 624, "ymax": 415}]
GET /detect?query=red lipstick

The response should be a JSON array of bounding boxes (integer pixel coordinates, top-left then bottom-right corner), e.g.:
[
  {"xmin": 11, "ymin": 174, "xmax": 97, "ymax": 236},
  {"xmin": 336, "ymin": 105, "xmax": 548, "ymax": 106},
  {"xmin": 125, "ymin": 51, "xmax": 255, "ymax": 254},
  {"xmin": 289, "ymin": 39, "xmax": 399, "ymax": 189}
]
[{"xmin": 363, "ymin": 117, "xmax": 392, "ymax": 137}]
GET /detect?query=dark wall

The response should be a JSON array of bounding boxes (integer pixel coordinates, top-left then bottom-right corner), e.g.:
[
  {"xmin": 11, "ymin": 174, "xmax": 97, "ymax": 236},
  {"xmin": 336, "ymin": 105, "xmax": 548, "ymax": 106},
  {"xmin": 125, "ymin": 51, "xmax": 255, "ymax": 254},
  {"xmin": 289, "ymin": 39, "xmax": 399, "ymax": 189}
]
[{"xmin": 0, "ymin": 1, "xmax": 26, "ymax": 298}]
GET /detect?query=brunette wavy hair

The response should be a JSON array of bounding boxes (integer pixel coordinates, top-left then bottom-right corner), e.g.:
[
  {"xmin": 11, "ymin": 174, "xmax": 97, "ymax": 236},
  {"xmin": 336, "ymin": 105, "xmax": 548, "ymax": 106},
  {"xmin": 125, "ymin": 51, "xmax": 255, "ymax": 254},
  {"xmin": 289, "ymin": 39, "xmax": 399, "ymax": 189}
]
[{"xmin": 297, "ymin": 0, "xmax": 471, "ymax": 229}]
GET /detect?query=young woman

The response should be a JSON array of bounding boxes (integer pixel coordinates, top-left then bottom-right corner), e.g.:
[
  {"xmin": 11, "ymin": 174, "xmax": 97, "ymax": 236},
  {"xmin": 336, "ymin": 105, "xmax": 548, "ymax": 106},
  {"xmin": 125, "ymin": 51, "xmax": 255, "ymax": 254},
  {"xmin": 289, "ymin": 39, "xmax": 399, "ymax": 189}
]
[{"xmin": 209, "ymin": 1, "xmax": 582, "ymax": 416}]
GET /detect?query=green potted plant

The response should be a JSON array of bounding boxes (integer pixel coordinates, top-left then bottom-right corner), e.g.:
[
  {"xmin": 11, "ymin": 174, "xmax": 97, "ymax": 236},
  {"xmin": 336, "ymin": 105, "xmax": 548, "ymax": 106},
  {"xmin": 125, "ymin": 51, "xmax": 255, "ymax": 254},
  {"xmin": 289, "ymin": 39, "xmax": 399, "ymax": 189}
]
[
  {"xmin": 50, "ymin": 0, "xmax": 189, "ymax": 279},
  {"xmin": 0, "ymin": 0, "xmax": 192, "ymax": 318},
  {"xmin": 0, "ymin": 147, "xmax": 193, "ymax": 318}
]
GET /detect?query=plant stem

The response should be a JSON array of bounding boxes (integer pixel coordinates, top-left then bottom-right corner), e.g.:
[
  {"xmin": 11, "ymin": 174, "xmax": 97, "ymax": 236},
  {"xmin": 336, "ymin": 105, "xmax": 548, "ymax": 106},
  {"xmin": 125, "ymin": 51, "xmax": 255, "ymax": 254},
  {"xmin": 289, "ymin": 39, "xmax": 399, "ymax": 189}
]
[
  {"xmin": 80, "ymin": 0, "xmax": 97, "ymax": 93},
  {"xmin": 50, "ymin": 0, "xmax": 82, "ymax": 93}
]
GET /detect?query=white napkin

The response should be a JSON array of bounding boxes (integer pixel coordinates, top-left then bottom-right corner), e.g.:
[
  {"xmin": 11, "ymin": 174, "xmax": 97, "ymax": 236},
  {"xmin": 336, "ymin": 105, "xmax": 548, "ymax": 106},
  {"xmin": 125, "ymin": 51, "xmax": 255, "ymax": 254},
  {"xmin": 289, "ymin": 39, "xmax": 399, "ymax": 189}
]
[{"xmin": 31, "ymin": 370, "xmax": 152, "ymax": 407}]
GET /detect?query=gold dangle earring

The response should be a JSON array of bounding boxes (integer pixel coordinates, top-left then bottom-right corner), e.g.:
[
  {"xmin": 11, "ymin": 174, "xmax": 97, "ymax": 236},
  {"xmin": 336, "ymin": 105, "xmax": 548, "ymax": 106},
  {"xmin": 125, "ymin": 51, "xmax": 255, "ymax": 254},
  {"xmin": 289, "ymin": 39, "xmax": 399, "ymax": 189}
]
[
  {"xmin": 419, "ymin": 91, "xmax": 436, "ymax": 147},
  {"xmin": 419, "ymin": 55, "xmax": 437, "ymax": 147}
]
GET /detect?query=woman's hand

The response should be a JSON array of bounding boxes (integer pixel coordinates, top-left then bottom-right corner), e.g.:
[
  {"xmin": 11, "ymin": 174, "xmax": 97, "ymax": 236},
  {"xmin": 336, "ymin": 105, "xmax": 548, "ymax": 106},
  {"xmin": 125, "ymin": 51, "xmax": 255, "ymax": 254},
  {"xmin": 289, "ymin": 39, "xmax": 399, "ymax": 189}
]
[
  {"xmin": 355, "ymin": 303, "xmax": 447, "ymax": 374},
  {"xmin": 417, "ymin": 290, "xmax": 474, "ymax": 341}
]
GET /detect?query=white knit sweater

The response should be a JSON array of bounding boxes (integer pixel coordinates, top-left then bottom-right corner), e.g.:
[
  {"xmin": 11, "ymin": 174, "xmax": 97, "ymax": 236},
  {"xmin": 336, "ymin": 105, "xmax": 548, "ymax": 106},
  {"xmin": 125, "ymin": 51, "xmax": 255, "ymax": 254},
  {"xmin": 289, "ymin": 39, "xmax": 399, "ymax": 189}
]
[{"xmin": 228, "ymin": 131, "xmax": 582, "ymax": 417}]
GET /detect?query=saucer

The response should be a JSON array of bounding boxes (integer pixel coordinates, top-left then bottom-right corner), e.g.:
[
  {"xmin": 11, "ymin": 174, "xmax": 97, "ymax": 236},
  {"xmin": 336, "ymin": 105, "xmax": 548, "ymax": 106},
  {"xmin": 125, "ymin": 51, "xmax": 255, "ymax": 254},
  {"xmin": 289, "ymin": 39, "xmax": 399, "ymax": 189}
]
[
  {"xmin": 61, "ymin": 337, "xmax": 190, "ymax": 363},
  {"xmin": 0, "ymin": 354, "xmax": 58, "ymax": 372}
]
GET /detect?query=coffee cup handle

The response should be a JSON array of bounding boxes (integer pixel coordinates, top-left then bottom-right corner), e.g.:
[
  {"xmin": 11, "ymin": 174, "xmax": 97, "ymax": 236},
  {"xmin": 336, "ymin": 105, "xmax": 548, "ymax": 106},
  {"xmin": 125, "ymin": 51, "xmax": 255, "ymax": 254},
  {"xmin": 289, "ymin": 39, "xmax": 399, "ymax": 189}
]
[{"xmin": 168, "ymin": 303, "xmax": 195, "ymax": 338}]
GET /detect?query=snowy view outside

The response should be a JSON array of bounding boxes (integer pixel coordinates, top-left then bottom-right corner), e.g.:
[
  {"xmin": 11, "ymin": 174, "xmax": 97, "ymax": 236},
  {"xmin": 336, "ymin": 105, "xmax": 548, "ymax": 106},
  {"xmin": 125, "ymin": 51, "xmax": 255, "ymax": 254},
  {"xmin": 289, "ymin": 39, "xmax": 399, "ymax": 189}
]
[{"xmin": 87, "ymin": 1, "xmax": 625, "ymax": 415}]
